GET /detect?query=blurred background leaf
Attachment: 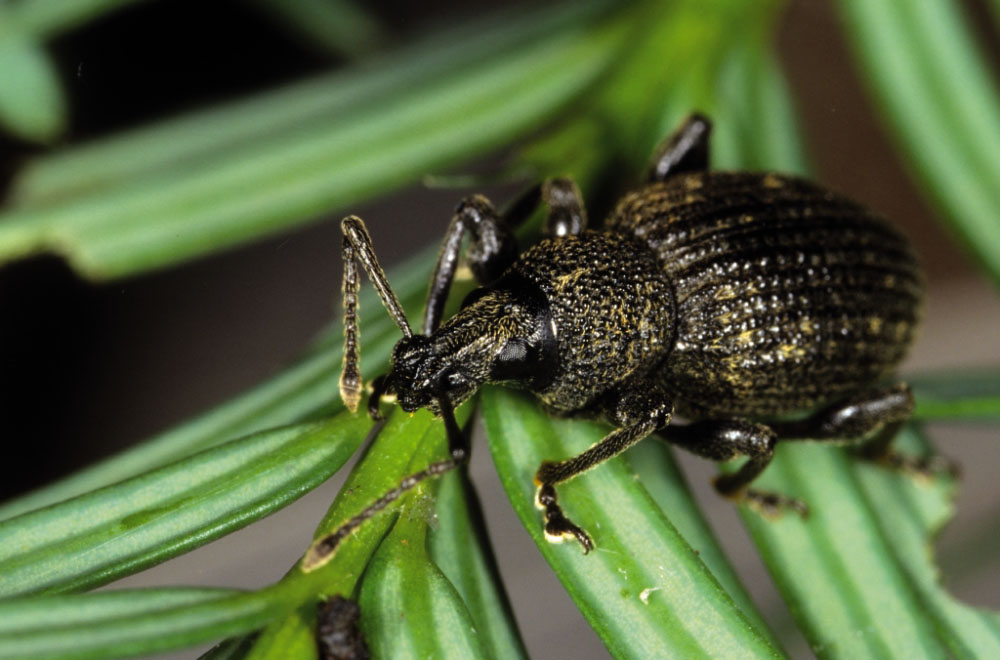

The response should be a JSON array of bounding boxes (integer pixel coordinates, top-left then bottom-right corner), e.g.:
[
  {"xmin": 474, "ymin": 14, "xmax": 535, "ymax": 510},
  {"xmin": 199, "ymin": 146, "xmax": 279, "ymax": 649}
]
[
  {"xmin": 0, "ymin": 0, "xmax": 625, "ymax": 278},
  {"xmin": 838, "ymin": 0, "xmax": 1000, "ymax": 288},
  {"xmin": 0, "ymin": 27, "xmax": 66, "ymax": 143}
]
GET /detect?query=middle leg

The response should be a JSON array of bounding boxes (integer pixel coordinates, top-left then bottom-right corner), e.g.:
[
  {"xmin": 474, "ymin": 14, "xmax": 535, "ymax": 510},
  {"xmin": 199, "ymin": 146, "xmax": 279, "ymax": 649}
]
[{"xmin": 658, "ymin": 419, "xmax": 807, "ymax": 516}]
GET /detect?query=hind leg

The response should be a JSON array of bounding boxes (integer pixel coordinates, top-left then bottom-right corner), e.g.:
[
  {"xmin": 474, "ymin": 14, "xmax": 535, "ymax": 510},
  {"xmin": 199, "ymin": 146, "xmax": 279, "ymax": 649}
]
[
  {"xmin": 770, "ymin": 383, "xmax": 955, "ymax": 475},
  {"xmin": 645, "ymin": 113, "xmax": 712, "ymax": 182},
  {"xmin": 660, "ymin": 384, "xmax": 934, "ymax": 515}
]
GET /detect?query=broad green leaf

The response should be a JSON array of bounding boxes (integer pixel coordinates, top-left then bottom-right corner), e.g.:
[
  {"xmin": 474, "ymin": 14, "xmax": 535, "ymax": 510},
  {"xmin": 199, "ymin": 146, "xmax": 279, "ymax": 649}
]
[
  {"xmin": 910, "ymin": 370, "xmax": 1000, "ymax": 422},
  {"xmin": 0, "ymin": 27, "xmax": 66, "ymax": 143},
  {"xmin": 712, "ymin": 34, "xmax": 809, "ymax": 174},
  {"xmin": 359, "ymin": 427, "xmax": 487, "ymax": 660},
  {"xmin": 0, "ymin": 245, "xmax": 433, "ymax": 522},
  {"xmin": 250, "ymin": 401, "xmax": 525, "ymax": 660},
  {"xmin": 0, "ymin": 408, "xmax": 471, "ymax": 660},
  {"xmin": 838, "ymin": 0, "xmax": 1000, "ymax": 287},
  {"xmin": 625, "ymin": 440, "xmax": 785, "ymax": 653},
  {"xmin": 0, "ymin": 413, "xmax": 370, "ymax": 597},
  {"xmin": 482, "ymin": 387, "xmax": 782, "ymax": 660},
  {"xmin": 10, "ymin": 1, "xmax": 611, "ymax": 207},
  {"xmin": 236, "ymin": 407, "xmax": 526, "ymax": 660},
  {"xmin": 855, "ymin": 426, "xmax": 1000, "ymax": 659},
  {"xmin": 294, "ymin": 389, "xmax": 473, "ymax": 595},
  {"xmin": 429, "ymin": 469, "xmax": 529, "ymax": 660},
  {"xmin": 0, "ymin": 2, "xmax": 629, "ymax": 279},
  {"xmin": 243, "ymin": 603, "xmax": 316, "ymax": 660},
  {"xmin": 361, "ymin": 509, "xmax": 486, "ymax": 660},
  {"xmin": 736, "ymin": 443, "xmax": 948, "ymax": 658},
  {"xmin": 742, "ymin": 426, "xmax": 1000, "ymax": 659},
  {"xmin": 246, "ymin": 404, "xmax": 474, "ymax": 658}
]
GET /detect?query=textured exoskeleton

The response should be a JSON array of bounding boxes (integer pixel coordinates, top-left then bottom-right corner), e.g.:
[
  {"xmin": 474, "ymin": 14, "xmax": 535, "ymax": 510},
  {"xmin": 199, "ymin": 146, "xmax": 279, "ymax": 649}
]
[{"xmin": 304, "ymin": 114, "xmax": 932, "ymax": 569}]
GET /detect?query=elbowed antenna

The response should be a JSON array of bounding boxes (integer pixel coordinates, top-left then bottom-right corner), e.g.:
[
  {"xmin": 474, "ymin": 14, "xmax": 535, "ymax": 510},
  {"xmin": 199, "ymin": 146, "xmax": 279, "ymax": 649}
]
[{"xmin": 340, "ymin": 216, "xmax": 413, "ymax": 412}]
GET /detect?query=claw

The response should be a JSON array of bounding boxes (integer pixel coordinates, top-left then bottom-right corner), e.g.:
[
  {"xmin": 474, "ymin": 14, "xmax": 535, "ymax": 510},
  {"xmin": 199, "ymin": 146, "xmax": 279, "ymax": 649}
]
[
  {"xmin": 743, "ymin": 488, "xmax": 809, "ymax": 519},
  {"xmin": 536, "ymin": 483, "xmax": 594, "ymax": 553},
  {"xmin": 713, "ymin": 476, "xmax": 809, "ymax": 519},
  {"xmin": 544, "ymin": 518, "xmax": 593, "ymax": 553},
  {"xmin": 875, "ymin": 450, "xmax": 961, "ymax": 480}
]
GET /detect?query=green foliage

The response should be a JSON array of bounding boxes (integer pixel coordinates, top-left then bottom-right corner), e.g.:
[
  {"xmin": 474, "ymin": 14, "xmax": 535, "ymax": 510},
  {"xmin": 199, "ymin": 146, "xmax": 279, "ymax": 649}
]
[
  {"xmin": 0, "ymin": 415, "xmax": 370, "ymax": 598},
  {"xmin": 0, "ymin": 21, "xmax": 65, "ymax": 142},
  {"xmin": 0, "ymin": 1, "xmax": 625, "ymax": 277},
  {"xmin": 1, "ymin": 1, "xmax": 999, "ymax": 659},
  {"xmin": 839, "ymin": 0, "xmax": 1000, "ymax": 289},
  {"xmin": 483, "ymin": 388, "xmax": 783, "ymax": 658}
]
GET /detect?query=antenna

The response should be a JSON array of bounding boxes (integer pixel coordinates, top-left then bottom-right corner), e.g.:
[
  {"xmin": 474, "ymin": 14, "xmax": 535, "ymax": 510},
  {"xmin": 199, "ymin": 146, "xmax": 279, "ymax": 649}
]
[{"xmin": 339, "ymin": 216, "xmax": 413, "ymax": 412}]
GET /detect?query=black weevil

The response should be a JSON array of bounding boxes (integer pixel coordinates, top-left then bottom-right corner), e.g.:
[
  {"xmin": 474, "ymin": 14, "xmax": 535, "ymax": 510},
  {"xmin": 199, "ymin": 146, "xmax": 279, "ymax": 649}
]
[{"xmin": 302, "ymin": 114, "xmax": 932, "ymax": 570}]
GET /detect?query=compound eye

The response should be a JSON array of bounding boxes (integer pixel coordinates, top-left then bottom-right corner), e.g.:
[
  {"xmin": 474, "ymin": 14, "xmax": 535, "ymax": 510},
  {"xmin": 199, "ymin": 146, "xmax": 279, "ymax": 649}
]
[{"xmin": 490, "ymin": 339, "xmax": 535, "ymax": 382}]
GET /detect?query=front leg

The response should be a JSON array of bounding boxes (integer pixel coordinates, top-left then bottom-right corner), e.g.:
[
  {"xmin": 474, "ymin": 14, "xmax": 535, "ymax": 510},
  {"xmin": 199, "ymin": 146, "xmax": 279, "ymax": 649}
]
[
  {"xmin": 423, "ymin": 195, "xmax": 519, "ymax": 334},
  {"xmin": 534, "ymin": 381, "xmax": 673, "ymax": 552},
  {"xmin": 423, "ymin": 177, "xmax": 590, "ymax": 334}
]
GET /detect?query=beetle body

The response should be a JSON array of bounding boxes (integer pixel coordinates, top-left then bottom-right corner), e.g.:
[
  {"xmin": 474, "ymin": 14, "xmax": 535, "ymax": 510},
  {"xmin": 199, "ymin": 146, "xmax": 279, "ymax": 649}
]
[
  {"xmin": 403, "ymin": 170, "xmax": 921, "ymax": 424},
  {"xmin": 304, "ymin": 114, "xmax": 929, "ymax": 570},
  {"xmin": 608, "ymin": 171, "xmax": 922, "ymax": 418},
  {"xmin": 437, "ymin": 231, "xmax": 675, "ymax": 415}
]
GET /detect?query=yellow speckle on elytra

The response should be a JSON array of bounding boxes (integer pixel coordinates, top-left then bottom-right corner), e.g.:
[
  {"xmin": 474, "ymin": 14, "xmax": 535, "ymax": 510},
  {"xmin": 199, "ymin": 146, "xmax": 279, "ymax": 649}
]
[
  {"xmin": 867, "ymin": 317, "xmax": 884, "ymax": 334},
  {"xmin": 778, "ymin": 344, "xmax": 805, "ymax": 359},
  {"xmin": 715, "ymin": 284, "xmax": 737, "ymax": 301}
]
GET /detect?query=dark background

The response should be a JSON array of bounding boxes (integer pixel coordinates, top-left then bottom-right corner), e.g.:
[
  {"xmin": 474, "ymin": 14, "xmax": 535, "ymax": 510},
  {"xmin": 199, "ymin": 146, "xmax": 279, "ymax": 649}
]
[{"xmin": 1, "ymin": 1, "xmax": 998, "ymax": 658}]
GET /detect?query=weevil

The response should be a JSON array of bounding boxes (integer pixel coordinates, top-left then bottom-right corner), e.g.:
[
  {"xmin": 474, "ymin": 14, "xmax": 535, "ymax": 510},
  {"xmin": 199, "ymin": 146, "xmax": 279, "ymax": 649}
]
[{"xmin": 302, "ymin": 113, "xmax": 932, "ymax": 569}]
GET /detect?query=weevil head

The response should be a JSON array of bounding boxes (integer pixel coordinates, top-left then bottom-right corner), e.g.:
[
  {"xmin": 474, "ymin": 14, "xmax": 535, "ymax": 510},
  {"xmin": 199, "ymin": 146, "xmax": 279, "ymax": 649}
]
[{"xmin": 385, "ymin": 275, "xmax": 558, "ymax": 415}]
